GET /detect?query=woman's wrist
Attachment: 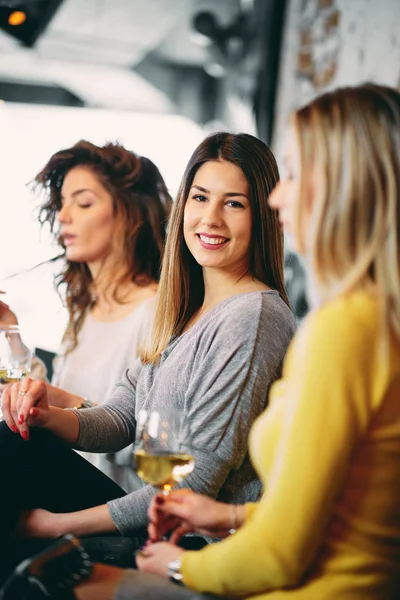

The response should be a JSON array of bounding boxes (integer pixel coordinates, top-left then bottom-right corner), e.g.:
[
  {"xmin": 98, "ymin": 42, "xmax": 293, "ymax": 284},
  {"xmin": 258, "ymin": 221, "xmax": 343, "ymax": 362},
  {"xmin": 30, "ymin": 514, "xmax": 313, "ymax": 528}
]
[
  {"xmin": 44, "ymin": 406, "xmax": 80, "ymax": 444},
  {"xmin": 46, "ymin": 383, "xmax": 82, "ymax": 409},
  {"xmin": 226, "ymin": 503, "xmax": 245, "ymax": 533}
]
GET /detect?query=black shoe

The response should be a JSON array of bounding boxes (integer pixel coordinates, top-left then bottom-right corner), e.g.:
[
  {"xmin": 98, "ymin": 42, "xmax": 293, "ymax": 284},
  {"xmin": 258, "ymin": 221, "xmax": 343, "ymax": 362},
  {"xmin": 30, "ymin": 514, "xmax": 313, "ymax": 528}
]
[{"xmin": 0, "ymin": 534, "xmax": 92, "ymax": 599}]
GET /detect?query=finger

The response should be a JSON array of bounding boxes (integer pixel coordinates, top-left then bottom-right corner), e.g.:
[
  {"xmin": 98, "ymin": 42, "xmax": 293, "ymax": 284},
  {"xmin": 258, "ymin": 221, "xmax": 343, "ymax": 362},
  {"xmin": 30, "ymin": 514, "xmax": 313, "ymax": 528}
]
[
  {"xmin": 0, "ymin": 385, "xmax": 19, "ymax": 433},
  {"xmin": 27, "ymin": 405, "xmax": 48, "ymax": 426},
  {"xmin": 164, "ymin": 489, "xmax": 193, "ymax": 502},
  {"xmin": 169, "ymin": 524, "xmax": 193, "ymax": 545},
  {"xmin": 14, "ymin": 381, "xmax": 31, "ymax": 440},
  {"xmin": 148, "ymin": 497, "xmax": 161, "ymax": 523},
  {"xmin": 148, "ymin": 514, "xmax": 179, "ymax": 542},
  {"xmin": 157, "ymin": 496, "xmax": 192, "ymax": 520},
  {"xmin": 18, "ymin": 379, "xmax": 46, "ymax": 434},
  {"xmin": 148, "ymin": 520, "xmax": 158, "ymax": 542},
  {"xmin": 10, "ymin": 382, "xmax": 25, "ymax": 435}
]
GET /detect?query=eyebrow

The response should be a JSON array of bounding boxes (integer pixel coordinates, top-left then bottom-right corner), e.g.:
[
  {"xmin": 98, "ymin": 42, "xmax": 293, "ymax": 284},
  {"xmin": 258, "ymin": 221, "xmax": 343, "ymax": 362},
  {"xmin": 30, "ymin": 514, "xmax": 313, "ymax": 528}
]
[
  {"xmin": 191, "ymin": 185, "xmax": 248, "ymax": 199},
  {"xmin": 60, "ymin": 188, "xmax": 95, "ymax": 200}
]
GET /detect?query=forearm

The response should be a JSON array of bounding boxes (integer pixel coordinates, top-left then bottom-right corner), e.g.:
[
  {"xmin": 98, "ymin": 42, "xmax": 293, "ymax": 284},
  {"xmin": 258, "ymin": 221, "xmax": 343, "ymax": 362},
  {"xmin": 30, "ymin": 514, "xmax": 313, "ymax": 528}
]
[
  {"xmin": 56, "ymin": 504, "xmax": 118, "ymax": 537},
  {"xmin": 41, "ymin": 406, "xmax": 80, "ymax": 444}
]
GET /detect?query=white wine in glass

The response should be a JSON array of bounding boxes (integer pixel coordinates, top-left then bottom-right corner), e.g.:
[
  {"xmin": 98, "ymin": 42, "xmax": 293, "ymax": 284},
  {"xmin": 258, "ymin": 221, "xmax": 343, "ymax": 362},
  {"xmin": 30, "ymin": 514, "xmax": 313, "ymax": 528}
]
[
  {"xmin": 0, "ymin": 325, "xmax": 31, "ymax": 384},
  {"xmin": 134, "ymin": 409, "xmax": 194, "ymax": 494}
]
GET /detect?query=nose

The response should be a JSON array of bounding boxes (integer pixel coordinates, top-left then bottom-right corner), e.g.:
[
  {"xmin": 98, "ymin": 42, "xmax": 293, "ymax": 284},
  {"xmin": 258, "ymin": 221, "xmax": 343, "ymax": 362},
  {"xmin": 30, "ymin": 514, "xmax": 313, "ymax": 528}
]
[
  {"xmin": 57, "ymin": 203, "xmax": 72, "ymax": 224},
  {"xmin": 201, "ymin": 201, "xmax": 222, "ymax": 228},
  {"xmin": 268, "ymin": 182, "xmax": 283, "ymax": 210}
]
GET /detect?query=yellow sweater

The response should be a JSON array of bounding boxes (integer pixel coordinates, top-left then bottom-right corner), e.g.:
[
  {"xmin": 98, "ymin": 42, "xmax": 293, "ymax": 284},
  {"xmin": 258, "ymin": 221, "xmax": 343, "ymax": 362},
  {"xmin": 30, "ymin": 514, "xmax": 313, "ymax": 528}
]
[{"xmin": 182, "ymin": 292, "xmax": 400, "ymax": 599}]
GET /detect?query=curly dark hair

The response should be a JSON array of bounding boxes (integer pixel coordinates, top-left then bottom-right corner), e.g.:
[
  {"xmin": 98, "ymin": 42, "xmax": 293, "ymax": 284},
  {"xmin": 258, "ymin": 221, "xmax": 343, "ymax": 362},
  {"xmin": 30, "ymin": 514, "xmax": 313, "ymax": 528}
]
[{"xmin": 33, "ymin": 140, "xmax": 172, "ymax": 351}]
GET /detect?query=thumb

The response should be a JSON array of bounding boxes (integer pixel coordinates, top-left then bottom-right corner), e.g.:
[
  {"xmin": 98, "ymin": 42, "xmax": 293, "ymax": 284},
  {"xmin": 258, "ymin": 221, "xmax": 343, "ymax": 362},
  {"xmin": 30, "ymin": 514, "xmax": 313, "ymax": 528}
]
[{"xmin": 28, "ymin": 406, "xmax": 48, "ymax": 426}]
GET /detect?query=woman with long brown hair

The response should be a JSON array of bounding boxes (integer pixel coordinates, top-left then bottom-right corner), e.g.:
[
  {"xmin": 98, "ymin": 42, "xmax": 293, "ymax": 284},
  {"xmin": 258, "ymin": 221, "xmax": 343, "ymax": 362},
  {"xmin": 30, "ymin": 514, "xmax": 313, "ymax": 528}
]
[
  {"xmin": 0, "ymin": 140, "xmax": 171, "ymax": 490},
  {"xmin": 0, "ymin": 132, "xmax": 295, "ymax": 583}
]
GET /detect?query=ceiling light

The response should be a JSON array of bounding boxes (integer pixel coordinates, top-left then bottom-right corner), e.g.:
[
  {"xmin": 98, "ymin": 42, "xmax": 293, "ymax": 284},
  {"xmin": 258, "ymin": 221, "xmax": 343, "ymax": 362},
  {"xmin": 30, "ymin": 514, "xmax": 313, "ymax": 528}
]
[{"xmin": 8, "ymin": 10, "xmax": 26, "ymax": 26}]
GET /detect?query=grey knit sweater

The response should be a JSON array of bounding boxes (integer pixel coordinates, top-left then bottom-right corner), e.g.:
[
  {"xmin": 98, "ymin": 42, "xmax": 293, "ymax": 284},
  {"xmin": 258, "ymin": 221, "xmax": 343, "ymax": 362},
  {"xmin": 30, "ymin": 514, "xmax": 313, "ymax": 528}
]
[{"xmin": 73, "ymin": 291, "xmax": 296, "ymax": 535}]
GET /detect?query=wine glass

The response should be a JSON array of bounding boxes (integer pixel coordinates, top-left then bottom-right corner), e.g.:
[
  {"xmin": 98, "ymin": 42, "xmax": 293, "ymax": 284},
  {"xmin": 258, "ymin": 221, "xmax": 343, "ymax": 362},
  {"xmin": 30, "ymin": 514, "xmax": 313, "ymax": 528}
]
[
  {"xmin": 133, "ymin": 409, "xmax": 195, "ymax": 495},
  {"xmin": 0, "ymin": 325, "xmax": 32, "ymax": 385}
]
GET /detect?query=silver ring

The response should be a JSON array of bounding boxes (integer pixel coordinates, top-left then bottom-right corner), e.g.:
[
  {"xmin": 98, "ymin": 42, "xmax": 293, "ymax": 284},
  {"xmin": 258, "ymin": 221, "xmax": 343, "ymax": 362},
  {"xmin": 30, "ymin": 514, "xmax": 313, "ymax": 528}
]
[{"xmin": 18, "ymin": 389, "xmax": 27, "ymax": 397}]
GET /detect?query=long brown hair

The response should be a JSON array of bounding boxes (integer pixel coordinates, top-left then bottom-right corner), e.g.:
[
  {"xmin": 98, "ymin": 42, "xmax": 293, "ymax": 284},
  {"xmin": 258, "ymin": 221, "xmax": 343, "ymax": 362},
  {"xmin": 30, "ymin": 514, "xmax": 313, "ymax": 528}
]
[
  {"xmin": 293, "ymin": 83, "xmax": 400, "ymax": 341},
  {"xmin": 34, "ymin": 140, "xmax": 172, "ymax": 351},
  {"xmin": 142, "ymin": 132, "xmax": 288, "ymax": 364}
]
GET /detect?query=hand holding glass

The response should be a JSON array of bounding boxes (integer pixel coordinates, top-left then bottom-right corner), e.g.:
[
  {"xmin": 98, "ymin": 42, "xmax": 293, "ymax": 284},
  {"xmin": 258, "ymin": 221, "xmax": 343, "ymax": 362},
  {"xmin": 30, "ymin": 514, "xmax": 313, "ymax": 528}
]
[{"xmin": 134, "ymin": 409, "xmax": 194, "ymax": 494}]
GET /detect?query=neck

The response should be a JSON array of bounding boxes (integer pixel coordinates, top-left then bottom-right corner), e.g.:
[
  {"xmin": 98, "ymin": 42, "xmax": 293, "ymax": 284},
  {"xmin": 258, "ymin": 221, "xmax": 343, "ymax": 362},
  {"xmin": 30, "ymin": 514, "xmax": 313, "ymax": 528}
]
[
  {"xmin": 201, "ymin": 264, "xmax": 258, "ymax": 311},
  {"xmin": 181, "ymin": 264, "xmax": 269, "ymax": 334},
  {"xmin": 87, "ymin": 257, "xmax": 132, "ymax": 307}
]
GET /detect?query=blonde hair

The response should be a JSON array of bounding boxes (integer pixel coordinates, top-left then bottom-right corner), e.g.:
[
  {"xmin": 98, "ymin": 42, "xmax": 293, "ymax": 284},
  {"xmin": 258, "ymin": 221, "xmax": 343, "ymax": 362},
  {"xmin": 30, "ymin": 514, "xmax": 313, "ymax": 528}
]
[
  {"xmin": 293, "ymin": 83, "xmax": 400, "ymax": 341},
  {"xmin": 141, "ymin": 132, "xmax": 289, "ymax": 364}
]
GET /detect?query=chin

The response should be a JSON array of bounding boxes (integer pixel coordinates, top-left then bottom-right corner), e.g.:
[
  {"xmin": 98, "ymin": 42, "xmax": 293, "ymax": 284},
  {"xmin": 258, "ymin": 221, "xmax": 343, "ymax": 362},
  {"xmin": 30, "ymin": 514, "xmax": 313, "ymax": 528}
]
[{"xmin": 65, "ymin": 249, "xmax": 86, "ymax": 263}]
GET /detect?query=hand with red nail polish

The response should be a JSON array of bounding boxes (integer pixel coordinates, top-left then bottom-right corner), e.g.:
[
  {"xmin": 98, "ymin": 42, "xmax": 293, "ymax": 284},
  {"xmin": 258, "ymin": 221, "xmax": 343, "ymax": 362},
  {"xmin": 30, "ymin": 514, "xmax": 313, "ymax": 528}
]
[
  {"xmin": 147, "ymin": 489, "xmax": 240, "ymax": 544},
  {"xmin": 1, "ymin": 377, "xmax": 51, "ymax": 437}
]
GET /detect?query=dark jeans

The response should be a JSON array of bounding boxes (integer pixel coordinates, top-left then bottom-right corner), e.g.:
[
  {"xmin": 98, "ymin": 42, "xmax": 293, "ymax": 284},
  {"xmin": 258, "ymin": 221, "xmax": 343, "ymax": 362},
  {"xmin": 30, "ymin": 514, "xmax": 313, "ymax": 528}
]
[{"xmin": 0, "ymin": 421, "xmax": 147, "ymax": 584}]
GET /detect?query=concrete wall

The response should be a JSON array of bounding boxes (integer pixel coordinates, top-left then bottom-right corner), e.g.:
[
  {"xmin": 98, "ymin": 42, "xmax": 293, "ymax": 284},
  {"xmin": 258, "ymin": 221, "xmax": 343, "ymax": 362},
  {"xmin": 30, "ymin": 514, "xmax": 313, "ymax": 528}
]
[{"xmin": 273, "ymin": 0, "xmax": 400, "ymax": 157}]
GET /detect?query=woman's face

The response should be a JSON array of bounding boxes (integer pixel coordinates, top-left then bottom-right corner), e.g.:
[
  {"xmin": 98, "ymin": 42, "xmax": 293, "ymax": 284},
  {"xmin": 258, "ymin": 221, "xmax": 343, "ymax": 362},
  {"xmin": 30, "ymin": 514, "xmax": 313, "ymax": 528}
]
[
  {"xmin": 268, "ymin": 129, "xmax": 307, "ymax": 253},
  {"xmin": 183, "ymin": 160, "xmax": 252, "ymax": 274},
  {"xmin": 57, "ymin": 166, "xmax": 116, "ymax": 265}
]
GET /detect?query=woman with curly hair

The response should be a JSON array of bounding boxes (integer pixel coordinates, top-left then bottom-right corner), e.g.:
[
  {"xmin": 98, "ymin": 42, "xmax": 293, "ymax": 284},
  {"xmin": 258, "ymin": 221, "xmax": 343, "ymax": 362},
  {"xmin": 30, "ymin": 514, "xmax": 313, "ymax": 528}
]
[{"xmin": 0, "ymin": 140, "xmax": 172, "ymax": 489}]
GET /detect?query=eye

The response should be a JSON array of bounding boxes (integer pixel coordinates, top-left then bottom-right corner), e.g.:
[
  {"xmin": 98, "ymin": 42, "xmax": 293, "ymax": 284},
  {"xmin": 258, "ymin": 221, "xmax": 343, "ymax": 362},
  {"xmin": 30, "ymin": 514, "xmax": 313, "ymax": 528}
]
[
  {"xmin": 192, "ymin": 194, "xmax": 207, "ymax": 202},
  {"xmin": 78, "ymin": 203, "xmax": 92, "ymax": 209},
  {"xmin": 226, "ymin": 200, "xmax": 245, "ymax": 209},
  {"xmin": 280, "ymin": 164, "xmax": 295, "ymax": 182}
]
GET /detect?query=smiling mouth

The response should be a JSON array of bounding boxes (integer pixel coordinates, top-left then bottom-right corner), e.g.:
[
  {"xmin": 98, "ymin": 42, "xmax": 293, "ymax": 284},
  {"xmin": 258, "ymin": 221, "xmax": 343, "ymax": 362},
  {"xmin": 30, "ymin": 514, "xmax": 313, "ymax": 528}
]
[{"xmin": 196, "ymin": 234, "xmax": 229, "ymax": 246}]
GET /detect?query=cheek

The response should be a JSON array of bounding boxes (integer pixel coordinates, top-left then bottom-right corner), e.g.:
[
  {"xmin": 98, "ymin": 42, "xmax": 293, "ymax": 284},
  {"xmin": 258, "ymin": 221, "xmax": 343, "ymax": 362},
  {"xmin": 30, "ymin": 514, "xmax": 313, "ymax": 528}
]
[
  {"xmin": 97, "ymin": 208, "xmax": 115, "ymax": 230},
  {"xmin": 275, "ymin": 183, "xmax": 291, "ymax": 212},
  {"xmin": 183, "ymin": 203, "xmax": 199, "ymax": 235}
]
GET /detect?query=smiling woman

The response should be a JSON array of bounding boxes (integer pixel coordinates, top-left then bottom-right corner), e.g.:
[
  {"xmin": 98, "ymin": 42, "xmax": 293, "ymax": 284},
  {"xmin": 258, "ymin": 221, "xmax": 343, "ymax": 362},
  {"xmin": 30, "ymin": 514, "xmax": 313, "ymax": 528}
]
[
  {"xmin": 0, "ymin": 132, "xmax": 296, "ymax": 589},
  {"xmin": 183, "ymin": 161, "xmax": 252, "ymax": 272}
]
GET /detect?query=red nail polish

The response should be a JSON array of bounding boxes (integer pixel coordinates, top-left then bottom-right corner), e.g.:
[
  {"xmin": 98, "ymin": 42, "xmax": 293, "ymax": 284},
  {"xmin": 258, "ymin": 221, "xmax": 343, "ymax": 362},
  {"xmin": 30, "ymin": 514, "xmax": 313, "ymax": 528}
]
[
  {"xmin": 30, "ymin": 407, "xmax": 38, "ymax": 416},
  {"xmin": 21, "ymin": 431, "xmax": 29, "ymax": 441},
  {"xmin": 155, "ymin": 496, "xmax": 165, "ymax": 505},
  {"xmin": 18, "ymin": 414, "xmax": 24, "ymax": 425},
  {"xmin": 10, "ymin": 424, "xmax": 18, "ymax": 433}
]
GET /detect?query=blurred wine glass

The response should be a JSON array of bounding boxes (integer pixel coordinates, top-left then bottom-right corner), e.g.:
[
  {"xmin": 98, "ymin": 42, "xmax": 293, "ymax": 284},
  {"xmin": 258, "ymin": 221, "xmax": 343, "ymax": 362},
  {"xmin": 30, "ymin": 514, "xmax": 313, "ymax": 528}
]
[
  {"xmin": 133, "ymin": 409, "xmax": 194, "ymax": 495},
  {"xmin": 0, "ymin": 324, "xmax": 32, "ymax": 385}
]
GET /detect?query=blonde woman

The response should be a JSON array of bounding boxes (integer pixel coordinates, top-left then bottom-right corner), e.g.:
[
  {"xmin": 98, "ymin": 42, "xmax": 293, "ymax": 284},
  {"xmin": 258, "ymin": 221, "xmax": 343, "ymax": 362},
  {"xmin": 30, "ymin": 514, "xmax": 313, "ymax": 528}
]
[
  {"xmin": 0, "ymin": 132, "xmax": 295, "ymax": 584},
  {"xmin": 69, "ymin": 83, "xmax": 400, "ymax": 599}
]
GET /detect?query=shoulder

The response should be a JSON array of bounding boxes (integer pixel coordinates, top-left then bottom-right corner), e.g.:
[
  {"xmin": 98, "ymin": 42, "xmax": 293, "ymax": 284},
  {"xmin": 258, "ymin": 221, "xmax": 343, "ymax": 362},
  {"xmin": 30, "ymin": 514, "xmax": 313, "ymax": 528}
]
[
  {"xmin": 292, "ymin": 291, "xmax": 379, "ymax": 363},
  {"xmin": 223, "ymin": 290, "xmax": 297, "ymax": 339},
  {"xmin": 216, "ymin": 291, "xmax": 294, "ymax": 324},
  {"xmin": 128, "ymin": 295, "xmax": 157, "ymax": 320},
  {"xmin": 120, "ymin": 296, "xmax": 156, "ymax": 332},
  {"xmin": 201, "ymin": 291, "xmax": 296, "ymax": 350}
]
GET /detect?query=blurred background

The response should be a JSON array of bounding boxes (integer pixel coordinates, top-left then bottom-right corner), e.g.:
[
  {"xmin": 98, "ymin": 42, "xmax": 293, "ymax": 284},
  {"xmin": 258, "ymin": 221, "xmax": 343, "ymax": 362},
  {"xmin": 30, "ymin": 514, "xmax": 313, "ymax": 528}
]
[{"xmin": 0, "ymin": 0, "xmax": 399, "ymax": 352}]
